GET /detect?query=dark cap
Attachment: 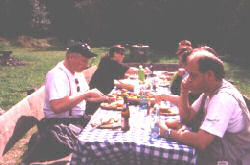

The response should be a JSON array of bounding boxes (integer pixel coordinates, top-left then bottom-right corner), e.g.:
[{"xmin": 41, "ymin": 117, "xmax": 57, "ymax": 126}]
[{"xmin": 67, "ymin": 43, "xmax": 97, "ymax": 58}]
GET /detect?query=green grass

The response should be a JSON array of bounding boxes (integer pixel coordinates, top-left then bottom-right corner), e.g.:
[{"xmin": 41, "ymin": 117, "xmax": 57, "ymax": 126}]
[
  {"xmin": 0, "ymin": 46, "xmax": 111, "ymax": 110},
  {"xmin": 0, "ymin": 48, "xmax": 65, "ymax": 110},
  {"xmin": 224, "ymin": 62, "xmax": 250, "ymax": 97},
  {"xmin": 1, "ymin": 45, "xmax": 249, "ymax": 111}
]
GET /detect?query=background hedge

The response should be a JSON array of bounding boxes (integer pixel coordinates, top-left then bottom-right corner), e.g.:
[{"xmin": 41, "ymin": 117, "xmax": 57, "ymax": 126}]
[{"xmin": 0, "ymin": 0, "xmax": 249, "ymax": 62}]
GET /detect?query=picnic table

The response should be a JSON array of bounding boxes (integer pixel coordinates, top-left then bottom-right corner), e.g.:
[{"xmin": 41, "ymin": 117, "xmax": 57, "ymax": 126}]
[{"xmin": 70, "ymin": 71, "xmax": 197, "ymax": 165}]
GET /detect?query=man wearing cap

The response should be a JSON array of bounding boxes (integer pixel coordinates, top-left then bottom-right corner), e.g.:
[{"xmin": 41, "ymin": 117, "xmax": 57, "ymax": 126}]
[
  {"xmin": 43, "ymin": 42, "xmax": 109, "ymax": 121},
  {"xmin": 23, "ymin": 42, "xmax": 110, "ymax": 163}
]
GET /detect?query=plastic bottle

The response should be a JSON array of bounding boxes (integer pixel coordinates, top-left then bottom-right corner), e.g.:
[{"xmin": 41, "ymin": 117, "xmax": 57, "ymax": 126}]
[
  {"xmin": 150, "ymin": 103, "xmax": 160, "ymax": 139},
  {"xmin": 149, "ymin": 64, "xmax": 154, "ymax": 77},
  {"xmin": 138, "ymin": 65, "xmax": 145, "ymax": 82},
  {"xmin": 139, "ymin": 84, "xmax": 147, "ymax": 110},
  {"xmin": 152, "ymin": 77, "xmax": 158, "ymax": 92}
]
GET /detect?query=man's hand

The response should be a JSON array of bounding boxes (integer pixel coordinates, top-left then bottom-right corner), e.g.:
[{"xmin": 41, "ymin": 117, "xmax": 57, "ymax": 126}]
[
  {"xmin": 86, "ymin": 88, "xmax": 103, "ymax": 97},
  {"xmin": 181, "ymin": 76, "xmax": 192, "ymax": 95},
  {"xmin": 106, "ymin": 95, "xmax": 116, "ymax": 103},
  {"xmin": 85, "ymin": 88, "xmax": 105, "ymax": 102},
  {"xmin": 85, "ymin": 89, "xmax": 116, "ymax": 103},
  {"xmin": 155, "ymin": 94, "xmax": 168, "ymax": 104},
  {"xmin": 159, "ymin": 120, "xmax": 169, "ymax": 137}
]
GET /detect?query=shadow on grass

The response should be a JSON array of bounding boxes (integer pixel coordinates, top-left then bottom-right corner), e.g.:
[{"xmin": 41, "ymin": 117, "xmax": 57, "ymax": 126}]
[{"xmin": 2, "ymin": 116, "xmax": 39, "ymax": 156}]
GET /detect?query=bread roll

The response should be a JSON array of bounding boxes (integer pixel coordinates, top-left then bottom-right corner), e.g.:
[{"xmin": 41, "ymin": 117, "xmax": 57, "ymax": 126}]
[
  {"xmin": 160, "ymin": 107, "xmax": 171, "ymax": 113},
  {"xmin": 165, "ymin": 118, "xmax": 180, "ymax": 129}
]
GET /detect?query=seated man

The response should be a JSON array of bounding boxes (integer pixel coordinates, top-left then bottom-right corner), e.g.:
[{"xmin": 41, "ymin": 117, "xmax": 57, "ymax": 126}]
[
  {"xmin": 85, "ymin": 45, "xmax": 138, "ymax": 115},
  {"xmin": 23, "ymin": 42, "xmax": 110, "ymax": 163},
  {"xmin": 170, "ymin": 44, "xmax": 193, "ymax": 95},
  {"xmin": 176, "ymin": 39, "xmax": 192, "ymax": 68},
  {"xmin": 156, "ymin": 47, "xmax": 250, "ymax": 165},
  {"xmin": 168, "ymin": 43, "xmax": 199, "ymax": 104}
]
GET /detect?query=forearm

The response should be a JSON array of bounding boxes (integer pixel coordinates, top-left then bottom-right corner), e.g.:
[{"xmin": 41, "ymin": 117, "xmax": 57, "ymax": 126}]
[
  {"xmin": 125, "ymin": 67, "xmax": 138, "ymax": 75},
  {"xmin": 50, "ymin": 93, "xmax": 89, "ymax": 114},
  {"xmin": 164, "ymin": 94, "xmax": 180, "ymax": 106},
  {"xmin": 68, "ymin": 93, "xmax": 89, "ymax": 109},
  {"xmin": 170, "ymin": 130, "xmax": 207, "ymax": 150},
  {"xmin": 166, "ymin": 129, "xmax": 214, "ymax": 150},
  {"xmin": 159, "ymin": 121, "xmax": 209, "ymax": 150},
  {"xmin": 179, "ymin": 91, "xmax": 194, "ymax": 124},
  {"xmin": 114, "ymin": 80, "xmax": 134, "ymax": 91}
]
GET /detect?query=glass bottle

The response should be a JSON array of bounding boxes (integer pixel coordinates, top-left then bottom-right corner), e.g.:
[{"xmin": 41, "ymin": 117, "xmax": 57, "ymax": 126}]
[
  {"xmin": 121, "ymin": 96, "xmax": 130, "ymax": 131},
  {"xmin": 147, "ymin": 100, "xmax": 152, "ymax": 116}
]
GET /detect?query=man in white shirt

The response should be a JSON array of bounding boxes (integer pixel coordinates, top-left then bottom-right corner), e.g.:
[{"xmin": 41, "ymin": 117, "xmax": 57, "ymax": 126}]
[
  {"xmin": 23, "ymin": 42, "xmax": 112, "ymax": 164},
  {"xmin": 43, "ymin": 43, "xmax": 108, "ymax": 120},
  {"xmin": 157, "ymin": 47, "xmax": 250, "ymax": 165}
]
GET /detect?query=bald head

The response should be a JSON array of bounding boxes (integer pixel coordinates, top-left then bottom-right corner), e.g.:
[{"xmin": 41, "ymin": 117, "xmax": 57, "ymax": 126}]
[{"xmin": 188, "ymin": 48, "xmax": 225, "ymax": 80}]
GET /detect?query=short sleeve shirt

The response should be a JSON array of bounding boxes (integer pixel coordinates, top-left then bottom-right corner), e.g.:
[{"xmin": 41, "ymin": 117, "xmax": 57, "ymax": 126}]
[
  {"xmin": 89, "ymin": 56, "xmax": 129, "ymax": 94},
  {"xmin": 43, "ymin": 61, "xmax": 89, "ymax": 118},
  {"xmin": 192, "ymin": 93, "xmax": 245, "ymax": 138}
]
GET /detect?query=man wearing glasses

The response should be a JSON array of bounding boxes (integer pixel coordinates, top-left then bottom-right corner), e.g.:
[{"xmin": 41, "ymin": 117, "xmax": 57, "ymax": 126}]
[{"xmin": 86, "ymin": 45, "xmax": 138, "ymax": 115}]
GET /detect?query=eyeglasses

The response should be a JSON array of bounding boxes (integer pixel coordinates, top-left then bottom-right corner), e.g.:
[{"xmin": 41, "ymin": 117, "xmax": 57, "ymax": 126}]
[{"xmin": 75, "ymin": 78, "xmax": 80, "ymax": 92}]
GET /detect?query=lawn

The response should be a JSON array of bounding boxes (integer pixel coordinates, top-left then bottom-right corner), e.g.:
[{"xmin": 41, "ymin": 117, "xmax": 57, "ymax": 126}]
[
  {"xmin": 0, "ymin": 47, "xmax": 65, "ymax": 110},
  {"xmin": 0, "ymin": 45, "xmax": 249, "ymax": 111}
]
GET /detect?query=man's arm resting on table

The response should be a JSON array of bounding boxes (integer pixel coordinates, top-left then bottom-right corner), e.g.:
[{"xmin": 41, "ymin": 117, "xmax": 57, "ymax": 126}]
[
  {"xmin": 172, "ymin": 129, "xmax": 215, "ymax": 150},
  {"xmin": 114, "ymin": 80, "xmax": 134, "ymax": 91},
  {"xmin": 156, "ymin": 94, "xmax": 181, "ymax": 107},
  {"xmin": 160, "ymin": 126, "xmax": 215, "ymax": 150},
  {"xmin": 155, "ymin": 93, "xmax": 196, "ymax": 124}
]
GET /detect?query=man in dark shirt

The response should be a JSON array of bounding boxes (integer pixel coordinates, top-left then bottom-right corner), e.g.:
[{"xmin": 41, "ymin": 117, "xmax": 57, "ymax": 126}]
[{"xmin": 86, "ymin": 45, "xmax": 137, "ymax": 114}]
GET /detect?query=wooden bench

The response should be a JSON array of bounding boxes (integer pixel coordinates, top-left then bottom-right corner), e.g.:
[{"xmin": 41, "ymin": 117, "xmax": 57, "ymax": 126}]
[
  {"xmin": 0, "ymin": 66, "xmax": 98, "ymax": 164},
  {"xmin": 0, "ymin": 87, "xmax": 45, "ymax": 161}
]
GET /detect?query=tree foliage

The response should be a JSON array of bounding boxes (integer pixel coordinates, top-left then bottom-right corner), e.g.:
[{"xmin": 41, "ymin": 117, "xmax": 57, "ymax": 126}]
[{"xmin": 0, "ymin": 0, "xmax": 249, "ymax": 59}]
